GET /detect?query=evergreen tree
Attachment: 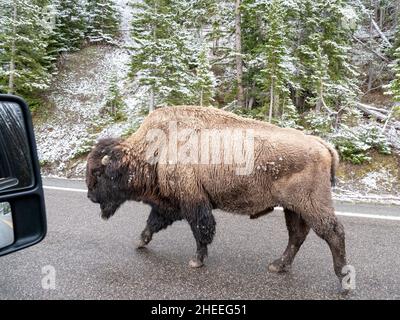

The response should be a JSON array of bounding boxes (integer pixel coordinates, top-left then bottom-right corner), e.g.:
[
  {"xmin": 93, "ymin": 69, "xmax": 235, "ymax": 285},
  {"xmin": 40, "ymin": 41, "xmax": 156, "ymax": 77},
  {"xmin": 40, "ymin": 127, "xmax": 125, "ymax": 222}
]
[
  {"xmin": 299, "ymin": 32, "xmax": 331, "ymax": 112},
  {"xmin": 193, "ymin": 44, "xmax": 217, "ymax": 106},
  {"xmin": 130, "ymin": 0, "xmax": 198, "ymax": 111},
  {"xmin": 0, "ymin": 0, "xmax": 53, "ymax": 102},
  {"xmin": 294, "ymin": 0, "xmax": 359, "ymax": 112},
  {"xmin": 49, "ymin": 0, "xmax": 87, "ymax": 54},
  {"xmin": 86, "ymin": 0, "xmax": 120, "ymax": 43},
  {"xmin": 241, "ymin": 0, "xmax": 298, "ymax": 111},
  {"xmin": 260, "ymin": 0, "xmax": 292, "ymax": 122},
  {"xmin": 384, "ymin": 47, "xmax": 400, "ymax": 103},
  {"xmin": 104, "ymin": 76, "xmax": 126, "ymax": 121}
]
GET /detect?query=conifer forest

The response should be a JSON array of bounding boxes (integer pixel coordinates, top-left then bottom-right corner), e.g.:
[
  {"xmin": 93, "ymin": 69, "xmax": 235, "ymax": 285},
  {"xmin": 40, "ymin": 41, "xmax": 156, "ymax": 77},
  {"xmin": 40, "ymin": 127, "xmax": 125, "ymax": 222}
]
[{"xmin": 0, "ymin": 0, "xmax": 399, "ymax": 200}]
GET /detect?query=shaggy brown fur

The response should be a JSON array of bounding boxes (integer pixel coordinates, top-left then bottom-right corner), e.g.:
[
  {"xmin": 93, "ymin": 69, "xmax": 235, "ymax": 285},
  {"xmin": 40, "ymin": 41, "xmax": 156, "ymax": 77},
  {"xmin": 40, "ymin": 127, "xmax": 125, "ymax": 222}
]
[{"xmin": 86, "ymin": 106, "xmax": 348, "ymax": 284}]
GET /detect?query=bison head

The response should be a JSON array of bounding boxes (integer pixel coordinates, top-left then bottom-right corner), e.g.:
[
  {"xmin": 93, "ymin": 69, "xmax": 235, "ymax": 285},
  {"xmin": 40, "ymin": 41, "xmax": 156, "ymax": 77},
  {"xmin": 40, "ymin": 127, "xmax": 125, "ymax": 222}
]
[{"xmin": 86, "ymin": 138, "xmax": 130, "ymax": 220}]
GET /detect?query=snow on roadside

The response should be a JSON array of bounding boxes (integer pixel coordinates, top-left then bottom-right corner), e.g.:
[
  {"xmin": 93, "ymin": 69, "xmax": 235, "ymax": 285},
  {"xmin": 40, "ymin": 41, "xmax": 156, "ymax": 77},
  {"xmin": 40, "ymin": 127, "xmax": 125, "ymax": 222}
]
[
  {"xmin": 333, "ymin": 191, "xmax": 400, "ymax": 206},
  {"xmin": 334, "ymin": 167, "xmax": 400, "ymax": 205}
]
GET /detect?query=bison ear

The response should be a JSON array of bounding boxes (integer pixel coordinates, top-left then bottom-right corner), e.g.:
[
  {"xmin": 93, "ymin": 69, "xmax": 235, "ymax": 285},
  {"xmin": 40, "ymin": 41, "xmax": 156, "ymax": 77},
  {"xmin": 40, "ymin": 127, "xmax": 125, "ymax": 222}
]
[{"xmin": 101, "ymin": 155, "xmax": 111, "ymax": 166}]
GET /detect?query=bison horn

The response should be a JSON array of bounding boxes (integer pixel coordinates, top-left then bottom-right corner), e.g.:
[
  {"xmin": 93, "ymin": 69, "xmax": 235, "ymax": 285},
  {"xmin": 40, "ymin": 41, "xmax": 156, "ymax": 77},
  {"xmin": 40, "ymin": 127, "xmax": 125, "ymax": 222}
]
[{"xmin": 101, "ymin": 155, "xmax": 111, "ymax": 166}]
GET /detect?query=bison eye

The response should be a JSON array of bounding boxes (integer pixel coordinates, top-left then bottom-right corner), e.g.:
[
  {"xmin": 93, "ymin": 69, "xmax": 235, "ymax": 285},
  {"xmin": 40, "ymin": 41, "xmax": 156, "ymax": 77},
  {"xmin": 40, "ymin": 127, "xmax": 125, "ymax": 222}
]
[{"xmin": 93, "ymin": 170, "xmax": 102, "ymax": 177}]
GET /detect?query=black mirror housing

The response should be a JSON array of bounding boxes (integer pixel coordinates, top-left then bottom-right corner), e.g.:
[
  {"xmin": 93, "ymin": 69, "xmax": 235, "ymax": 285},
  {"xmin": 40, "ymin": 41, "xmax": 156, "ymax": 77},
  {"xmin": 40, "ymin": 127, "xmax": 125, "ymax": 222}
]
[{"xmin": 0, "ymin": 94, "xmax": 47, "ymax": 257}]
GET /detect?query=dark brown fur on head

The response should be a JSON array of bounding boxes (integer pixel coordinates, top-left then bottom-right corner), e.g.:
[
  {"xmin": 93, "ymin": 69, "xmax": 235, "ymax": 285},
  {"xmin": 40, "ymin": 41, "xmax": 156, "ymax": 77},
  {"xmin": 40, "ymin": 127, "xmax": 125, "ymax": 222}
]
[{"xmin": 86, "ymin": 138, "xmax": 131, "ymax": 220}]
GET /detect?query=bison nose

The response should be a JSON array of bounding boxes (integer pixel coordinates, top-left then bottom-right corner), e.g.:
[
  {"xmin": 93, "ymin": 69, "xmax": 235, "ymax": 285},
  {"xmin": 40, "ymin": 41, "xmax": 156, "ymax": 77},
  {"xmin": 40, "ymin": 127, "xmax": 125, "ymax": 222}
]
[{"xmin": 87, "ymin": 192, "xmax": 98, "ymax": 203}]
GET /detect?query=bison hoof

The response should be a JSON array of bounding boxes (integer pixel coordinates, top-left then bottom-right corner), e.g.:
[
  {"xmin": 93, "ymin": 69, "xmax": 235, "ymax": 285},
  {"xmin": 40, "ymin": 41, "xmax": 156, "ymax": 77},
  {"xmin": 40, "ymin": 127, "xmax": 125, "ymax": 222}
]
[
  {"xmin": 189, "ymin": 258, "xmax": 204, "ymax": 268},
  {"xmin": 136, "ymin": 239, "xmax": 148, "ymax": 249},
  {"xmin": 268, "ymin": 260, "xmax": 289, "ymax": 273},
  {"xmin": 136, "ymin": 239, "xmax": 150, "ymax": 249},
  {"xmin": 137, "ymin": 231, "xmax": 152, "ymax": 249}
]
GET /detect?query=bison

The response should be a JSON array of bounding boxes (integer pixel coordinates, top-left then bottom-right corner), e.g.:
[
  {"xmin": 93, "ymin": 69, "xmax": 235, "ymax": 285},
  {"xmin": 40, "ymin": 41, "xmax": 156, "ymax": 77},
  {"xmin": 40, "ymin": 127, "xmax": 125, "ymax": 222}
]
[{"xmin": 86, "ymin": 106, "xmax": 348, "ymax": 284}]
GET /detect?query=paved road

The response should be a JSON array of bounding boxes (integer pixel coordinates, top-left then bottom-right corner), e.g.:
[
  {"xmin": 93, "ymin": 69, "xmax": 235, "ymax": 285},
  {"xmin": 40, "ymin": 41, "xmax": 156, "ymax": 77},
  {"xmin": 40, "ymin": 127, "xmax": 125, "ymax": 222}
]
[
  {"xmin": 0, "ymin": 205, "xmax": 13, "ymax": 248},
  {"xmin": 0, "ymin": 178, "xmax": 399, "ymax": 299}
]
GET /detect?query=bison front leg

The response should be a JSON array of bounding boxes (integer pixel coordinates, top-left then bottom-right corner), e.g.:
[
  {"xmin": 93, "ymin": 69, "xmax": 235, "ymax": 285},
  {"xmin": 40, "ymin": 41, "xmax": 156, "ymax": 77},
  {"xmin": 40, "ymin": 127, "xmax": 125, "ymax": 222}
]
[
  {"xmin": 184, "ymin": 202, "xmax": 216, "ymax": 268},
  {"xmin": 137, "ymin": 207, "xmax": 180, "ymax": 249},
  {"xmin": 268, "ymin": 209, "xmax": 310, "ymax": 273}
]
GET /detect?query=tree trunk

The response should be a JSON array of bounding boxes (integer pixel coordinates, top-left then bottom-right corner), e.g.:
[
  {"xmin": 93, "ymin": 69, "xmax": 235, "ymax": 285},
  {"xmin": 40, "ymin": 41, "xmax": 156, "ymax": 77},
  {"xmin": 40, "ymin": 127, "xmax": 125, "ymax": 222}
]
[
  {"xmin": 235, "ymin": 0, "xmax": 244, "ymax": 108},
  {"xmin": 149, "ymin": 86, "xmax": 155, "ymax": 113},
  {"xmin": 268, "ymin": 79, "xmax": 274, "ymax": 123},
  {"xmin": 200, "ymin": 89, "xmax": 203, "ymax": 107},
  {"xmin": 367, "ymin": 67, "xmax": 374, "ymax": 91},
  {"xmin": 367, "ymin": 0, "xmax": 374, "ymax": 92},
  {"xmin": 317, "ymin": 81, "xmax": 333, "ymax": 114},
  {"xmin": 382, "ymin": 104, "xmax": 397, "ymax": 133},
  {"xmin": 247, "ymin": 82, "xmax": 255, "ymax": 109},
  {"xmin": 8, "ymin": 3, "xmax": 17, "ymax": 94},
  {"xmin": 279, "ymin": 94, "xmax": 284, "ymax": 121},
  {"xmin": 148, "ymin": 1, "xmax": 156, "ymax": 113},
  {"xmin": 248, "ymin": 96, "xmax": 254, "ymax": 110},
  {"xmin": 316, "ymin": 82, "xmax": 323, "ymax": 112}
]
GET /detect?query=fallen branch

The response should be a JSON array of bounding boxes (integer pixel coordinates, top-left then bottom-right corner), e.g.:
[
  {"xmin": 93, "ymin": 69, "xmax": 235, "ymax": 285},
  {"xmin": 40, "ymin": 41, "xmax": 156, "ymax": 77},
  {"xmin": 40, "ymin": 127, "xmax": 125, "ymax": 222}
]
[
  {"xmin": 382, "ymin": 103, "xmax": 400, "ymax": 133},
  {"xmin": 355, "ymin": 0, "xmax": 392, "ymax": 48},
  {"xmin": 355, "ymin": 102, "xmax": 400, "ymax": 130},
  {"xmin": 352, "ymin": 35, "xmax": 389, "ymax": 62},
  {"xmin": 355, "ymin": 102, "xmax": 387, "ymax": 120},
  {"xmin": 361, "ymin": 104, "xmax": 390, "ymax": 114}
]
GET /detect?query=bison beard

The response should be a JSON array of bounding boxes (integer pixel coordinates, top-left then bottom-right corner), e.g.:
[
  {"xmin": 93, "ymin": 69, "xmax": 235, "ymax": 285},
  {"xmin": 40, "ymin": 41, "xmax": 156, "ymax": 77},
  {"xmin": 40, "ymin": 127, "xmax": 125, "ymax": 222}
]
[
  {"xmin": 100, "ymin": 201, "xmax": 122, "ymax": 220},
  {"xmin": 86, "ymin": 106, "xmax": 349, "ymax": 290}
]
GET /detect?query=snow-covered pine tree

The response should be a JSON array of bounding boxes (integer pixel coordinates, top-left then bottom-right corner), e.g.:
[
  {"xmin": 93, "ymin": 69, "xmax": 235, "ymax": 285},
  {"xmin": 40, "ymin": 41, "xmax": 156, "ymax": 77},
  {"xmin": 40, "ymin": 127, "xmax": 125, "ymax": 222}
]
[
  {"xmin": 0, "ymin": 0, "xmax": 53, "ymax": 104},
  {"xmin": 86, "ymin": 0, "xmax": 120, "ymax": 43},
  {"xmin": 130, "ymin": 0, "xmax": 198, "ymax": 111},
  {"xmin": 260, "ymin": 0, "xmax": 292, "ymax": 122},
  {"xmin": 49, "ymin": 0, "xmax": 87, "ymax": 54},
  {"xmin": 193, "ymin": 43, "xmax": 217, "ymax": 106},
  {"xmin": 104, "ymin": 76, "xmax": 126, "ymax": 121},
  {"xmin": 300, "ymin": 32, "xmax": 331, "ymax": 113},
  {"xmin": 384, "ymin": 47, "xmax": 400, "ymax": 103},
  {"xmin": 240, "ymin": 0, "xmax": 298, "ymax": 112},
  {"xmin": 294, "ymin": 0, "xmax": 359, "ymax": 112}
]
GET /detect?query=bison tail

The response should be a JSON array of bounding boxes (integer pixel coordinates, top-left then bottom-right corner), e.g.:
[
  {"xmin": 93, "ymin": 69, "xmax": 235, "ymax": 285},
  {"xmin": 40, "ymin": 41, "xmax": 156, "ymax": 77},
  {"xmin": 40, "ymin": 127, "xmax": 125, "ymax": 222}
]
[{"xmin": 314, "ymin": 137, "xmax": 339, "ymax": 187}]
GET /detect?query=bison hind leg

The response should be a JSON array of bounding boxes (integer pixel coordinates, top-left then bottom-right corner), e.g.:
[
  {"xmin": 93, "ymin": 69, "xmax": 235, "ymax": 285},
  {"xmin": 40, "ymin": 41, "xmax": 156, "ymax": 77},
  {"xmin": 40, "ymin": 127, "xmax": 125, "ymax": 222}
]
[
  {"xmin": 303, "ymin": 210, "xmax": 347, "ymax": 282},
  {"xmin": 287, "ymin": 201, "xmax": 348, "ymax": 286},
  {"xmin": 268, "ymin": 208, "xmax": 310, "ymax": 273}
]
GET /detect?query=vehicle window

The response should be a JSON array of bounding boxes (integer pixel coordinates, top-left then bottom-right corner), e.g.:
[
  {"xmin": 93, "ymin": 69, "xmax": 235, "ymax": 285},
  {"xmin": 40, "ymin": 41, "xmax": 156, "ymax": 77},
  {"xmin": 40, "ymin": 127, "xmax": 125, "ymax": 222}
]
[{"xmin": 0, "ymin": 101, "xmax": 34, "ymax": 193}]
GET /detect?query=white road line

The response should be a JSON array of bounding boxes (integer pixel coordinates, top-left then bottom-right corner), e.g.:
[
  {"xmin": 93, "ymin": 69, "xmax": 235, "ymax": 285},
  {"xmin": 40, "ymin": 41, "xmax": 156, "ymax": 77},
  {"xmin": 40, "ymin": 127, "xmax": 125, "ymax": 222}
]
[
  {"xmin": 43, "ymin": 185, "xmax": 87, "ymax": 193},
  {"xmin": 335, "ymin": 211, "xmax": 400, "ymax": 221},
  {"xmin": 43, "ymin": 185, "xmax": 400, "ymax": 222},
  {"xmin": 273, "ymin": 207, "xmax": 400, "ymax": 222}
]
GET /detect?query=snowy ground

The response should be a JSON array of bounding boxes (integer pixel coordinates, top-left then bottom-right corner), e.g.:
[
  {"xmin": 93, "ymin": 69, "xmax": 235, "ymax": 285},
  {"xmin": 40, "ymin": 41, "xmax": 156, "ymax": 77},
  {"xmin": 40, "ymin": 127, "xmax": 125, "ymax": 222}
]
[
  {"xmin": 334, "ymin": 160, "xmax": 400, "ymax": 205},
  {"xmin": 35, "ymin": 0, "xmax": 146, "ymax": 177}
]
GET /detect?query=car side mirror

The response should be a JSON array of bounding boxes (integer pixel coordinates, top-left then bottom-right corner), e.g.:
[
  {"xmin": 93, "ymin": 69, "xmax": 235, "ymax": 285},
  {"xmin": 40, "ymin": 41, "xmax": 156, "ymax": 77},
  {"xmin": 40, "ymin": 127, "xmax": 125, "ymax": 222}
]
[{"xmin": 0, "ymin": 94, "xmax": 46, "ymax": 257}]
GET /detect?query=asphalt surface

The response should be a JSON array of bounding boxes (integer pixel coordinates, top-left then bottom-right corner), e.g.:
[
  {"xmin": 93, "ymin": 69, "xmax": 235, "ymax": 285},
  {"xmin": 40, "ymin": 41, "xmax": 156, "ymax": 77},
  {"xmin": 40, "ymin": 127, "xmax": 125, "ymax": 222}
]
[{"xmin": 0, "ymin": 177, "xmax": 399, "ymax": 299}]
